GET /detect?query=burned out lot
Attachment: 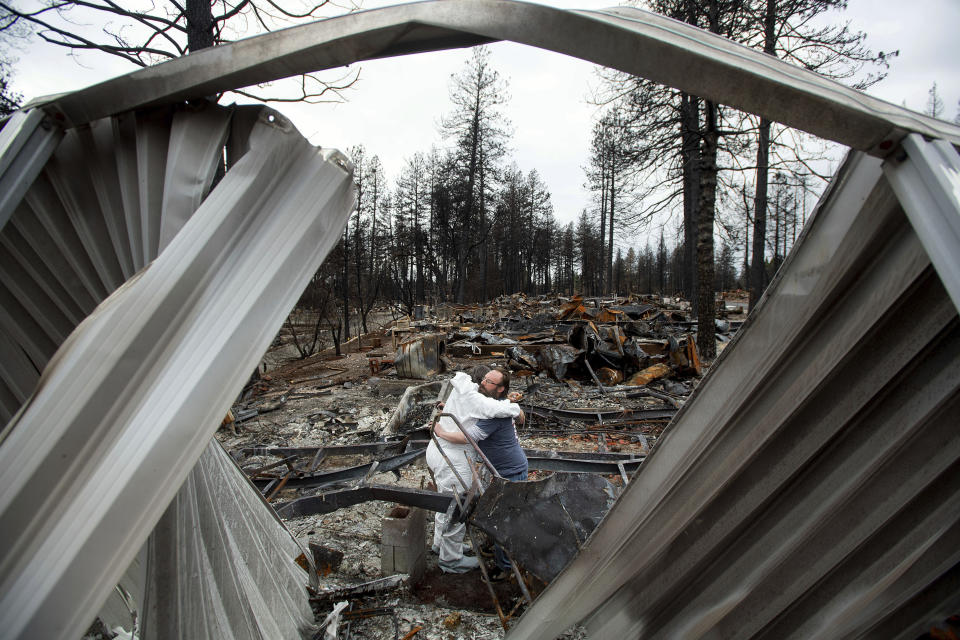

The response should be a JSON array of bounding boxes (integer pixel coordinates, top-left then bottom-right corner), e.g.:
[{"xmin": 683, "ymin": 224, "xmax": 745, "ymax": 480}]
[
  {"xmin": 213, "ymin": 293, "xmax": 742, "ymax": 639},
  {"xmin": 5, "ymin": 0, "xmax": 960, "ymax": 635}
]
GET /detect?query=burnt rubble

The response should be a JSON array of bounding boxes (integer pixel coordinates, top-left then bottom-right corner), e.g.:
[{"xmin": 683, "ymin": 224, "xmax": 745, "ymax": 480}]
[{"xmin": 216, "ymin": 292, "xmax": 744, "ymax": 638}]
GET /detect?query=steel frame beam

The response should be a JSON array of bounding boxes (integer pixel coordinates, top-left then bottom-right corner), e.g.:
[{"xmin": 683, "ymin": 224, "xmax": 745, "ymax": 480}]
[
  {"xmin": 245, "ymin": 443, "xmax": 644, "ymax": 490},
  {"xmin": 883, "ymin": 133, "xmax": 960, "ymax": 315},
  {"xmin": 29, "ymin": 1, "xmax": 960, "ymax": 155},
  {"xmin": 527, "ymin": 457, "xmax": 642, "ymax": 475},
  {"xmin": 275, "ymin": 485, "xmax": 453, "ymax": 519},
  {"xmin": 252, "ymin": 448, "xmax": 426, "ymax": 491},
  {"xmin": 521, "ymin": 403, "xmax": 676, "ymax": 424},
  {"xmin": 0, "ymin": 109, "xmax": 64, "ymax": 230}
]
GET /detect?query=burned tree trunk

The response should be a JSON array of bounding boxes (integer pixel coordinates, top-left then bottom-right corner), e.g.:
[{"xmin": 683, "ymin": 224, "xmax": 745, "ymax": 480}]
[
  {"xmin": 681, "ymin": 92, "xmax": 701, "ymax": 307},
  {"xmin": 185, "ymin": 0, "xmax": 215, "ymax": 52},
  {"xmin": 696, "ymin": 100, "xmax": 718, "ymax": 360},
  {"xmin": 749, "ymin": 116, "xmax": 770, "ymax": 311}
]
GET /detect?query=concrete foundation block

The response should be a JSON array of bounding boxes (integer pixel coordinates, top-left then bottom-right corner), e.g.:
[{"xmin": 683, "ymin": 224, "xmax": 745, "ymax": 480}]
[{"xmin": 381, "ymin": 505, "xmax": 425, "ymax": 580}]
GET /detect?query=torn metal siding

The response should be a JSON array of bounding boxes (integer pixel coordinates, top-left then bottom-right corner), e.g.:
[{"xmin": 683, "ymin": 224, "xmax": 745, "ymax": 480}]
[
  {"xmin": 884, "ymin": 134, "xmax": 960, "ymax": 313},
  {"xmin": 507, "ymin": 149, "xmax": 960, "ymax": 639},
  {"xmin": 0, "ymin": 102, "xmax": 233, "ymax": 421},
  {"xmin": 0, "ymin": 103, "xmax": 354, "ymax": 639},
  {"xmin": 143, "ymin": 440, "xmax": 315, "ymax": 640}
]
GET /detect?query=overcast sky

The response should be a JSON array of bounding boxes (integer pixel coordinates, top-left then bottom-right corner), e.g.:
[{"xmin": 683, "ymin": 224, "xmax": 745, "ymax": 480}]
[{"xmin": 10, "ymin": 0, "xmax": 960, "ymax": 244}]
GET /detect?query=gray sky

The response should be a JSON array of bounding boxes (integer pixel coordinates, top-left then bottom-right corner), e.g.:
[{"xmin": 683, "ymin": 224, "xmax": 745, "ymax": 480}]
[{"xmin": 11, "ymin": 0, "xmax": 960, "ymax": 242}]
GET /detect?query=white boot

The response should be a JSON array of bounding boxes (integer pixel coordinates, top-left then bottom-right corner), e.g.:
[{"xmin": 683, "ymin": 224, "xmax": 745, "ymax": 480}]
[{"xmin": 440, "ymin": 555, "xmax": 480, "ymax": 573}]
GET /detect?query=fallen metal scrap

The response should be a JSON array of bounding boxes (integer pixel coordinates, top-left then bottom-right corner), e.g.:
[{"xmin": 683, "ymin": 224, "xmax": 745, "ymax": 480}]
[
  {"xmin": 241, "ymin": 442, "xmax": 412, "ymax": 460},
  {"xmin": 275, "ymin": 485, "xmax": 453, "ymax": 519},
  {"xmin": 536, "ymin": 344, "xmax": 581, "ymax": 381},
  {"xmin": 252, "ymin": 448, "xmax": 425, "ymax": 492},
  {"xmin": 277, "ymin": 472, "xmax": 617, "ymax": 585},
  {"xmin": 469, "ymin": 473, "xmax": 617, "ymax": 584},
  {"xmin": 310, "ymin": 575, "xmax": 409, "ymax": 603}
]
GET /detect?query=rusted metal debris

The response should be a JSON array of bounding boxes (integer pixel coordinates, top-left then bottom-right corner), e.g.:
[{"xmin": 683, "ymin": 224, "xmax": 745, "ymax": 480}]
[
  {"xmin": 244, "ymin": 443, "xmax": 647, "ymax": 497},
  {"xmin": 309, "ymin": 542, "xmax": 345, "ymax": 577},
  {"xmin": 467, "ymin": 473, "xmax": 617, "ymax": 583},
  {"xmin": 310, "ymin": 575, "xmax": 409, "ymax": 603},
  {"xmin": 390, "ymin": 293, "xmax": 735, "ymax": 391},
  {"xmin": 394, "ymin": 333, "xmax": 447, "ymax": 379}
]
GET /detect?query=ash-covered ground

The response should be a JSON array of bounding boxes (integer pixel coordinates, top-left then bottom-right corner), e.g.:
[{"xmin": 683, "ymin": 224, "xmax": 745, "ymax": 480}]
[{"xmin": 213, "ymin": 326, "xmax": 697, "ymax": 639}]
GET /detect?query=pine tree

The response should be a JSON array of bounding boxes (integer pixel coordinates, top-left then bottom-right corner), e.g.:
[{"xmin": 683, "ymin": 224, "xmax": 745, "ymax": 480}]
[
  {"xmin": 748, "ymin": 0, "xmax": 891, "ymax": 310},
  {"xmin": 441, "ymin": 46, "xmax": 510, "ymax": 302}
]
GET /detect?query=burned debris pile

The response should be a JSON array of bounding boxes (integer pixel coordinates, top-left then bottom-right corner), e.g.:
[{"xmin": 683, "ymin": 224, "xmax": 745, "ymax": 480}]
[{"xmin": 216, "ymin": 293, "xmax": 739, "ymax": 638}]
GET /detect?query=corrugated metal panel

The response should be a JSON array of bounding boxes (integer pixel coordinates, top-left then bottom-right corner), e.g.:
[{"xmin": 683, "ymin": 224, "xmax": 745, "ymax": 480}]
[
  {"xmin": 31, "ymin": 1, "xmax": 960, "ymax": 155},
  {"xmin": 507, "ymin": 149, "xmax": 960, "ymax": 639},
  {"xmin": 158, "ymin": 105, "xmax": 232, "ymax": 252},
  {"xmin": 143, "ymin": 440, "xmax": 315, "ymax": 639},
  {"xmin": 0, "ymin": 102, "xmax": 236, "ymax": 422},
  {"xmin": 0, "ymin": 103, "xmax": 354, "ymax": 639}
]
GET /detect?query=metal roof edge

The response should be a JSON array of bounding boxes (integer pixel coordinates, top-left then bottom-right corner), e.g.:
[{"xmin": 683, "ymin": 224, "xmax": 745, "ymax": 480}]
[{"xmin": 27, "ymin": 0, "xmax": 960, "ymax": 155}]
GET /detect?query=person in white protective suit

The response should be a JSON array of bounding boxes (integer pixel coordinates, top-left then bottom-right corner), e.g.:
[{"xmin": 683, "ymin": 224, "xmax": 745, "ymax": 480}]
[{"xmin": 425, "ymin": 365, "xmax": 524, "ymax": 573}]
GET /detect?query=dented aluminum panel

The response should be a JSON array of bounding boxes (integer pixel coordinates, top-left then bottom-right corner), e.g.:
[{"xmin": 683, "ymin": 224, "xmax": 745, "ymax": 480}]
[
  {"xmin": 507, "ymin": 149, "xmax": 960, "ymax": 640},
  {"xmin": 0, "ymin": 103, "xmax": 354, "ymax": 639}
]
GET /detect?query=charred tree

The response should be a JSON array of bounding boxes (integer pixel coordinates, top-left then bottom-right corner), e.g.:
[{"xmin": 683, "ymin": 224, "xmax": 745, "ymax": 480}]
[
  {"xmin": 746, "ymin": 0, "xmax": 892, "ymax": 311},
  {"xmin": 441, "ymin": 47, "xmax": 509, "ymax": 303}
]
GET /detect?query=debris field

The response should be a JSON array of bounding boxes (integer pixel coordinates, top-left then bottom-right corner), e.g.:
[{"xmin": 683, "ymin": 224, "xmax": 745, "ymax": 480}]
[{"xmin": 215, "ymin": 293, "xmax": 744, "ymax": 639}]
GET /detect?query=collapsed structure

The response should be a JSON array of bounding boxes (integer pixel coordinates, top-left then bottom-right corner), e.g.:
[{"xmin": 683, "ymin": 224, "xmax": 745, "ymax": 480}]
[{"xmin": 0, "ymin": 1, "xmax": 958, "ymax": 638}]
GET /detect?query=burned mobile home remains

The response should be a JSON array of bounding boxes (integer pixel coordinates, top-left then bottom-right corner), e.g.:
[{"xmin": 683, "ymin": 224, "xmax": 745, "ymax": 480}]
[{"xmin": 1, "ymin": 0, "xmax": 959, "ymax": 638}]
